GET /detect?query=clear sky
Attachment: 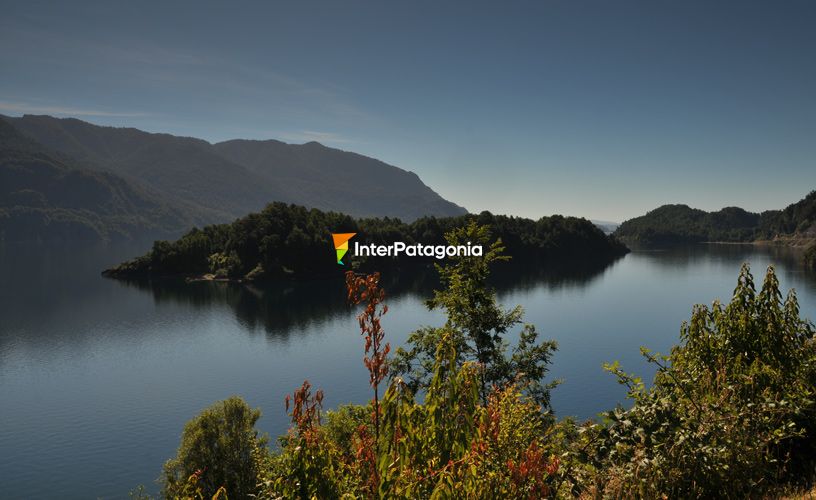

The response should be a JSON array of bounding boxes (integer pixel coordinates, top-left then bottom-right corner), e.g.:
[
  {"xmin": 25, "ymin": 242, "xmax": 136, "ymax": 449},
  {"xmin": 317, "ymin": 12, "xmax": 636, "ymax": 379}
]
[{"xmin": 1, "ymin": 0, "xmax": 814, "ymax": 221}]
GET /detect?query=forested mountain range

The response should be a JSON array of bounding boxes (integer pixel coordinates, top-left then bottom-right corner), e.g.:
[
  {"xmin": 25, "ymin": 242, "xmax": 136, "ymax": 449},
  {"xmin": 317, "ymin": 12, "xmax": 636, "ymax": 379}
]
[
  {"xmin": 0, "ymin": 114, "xmax": 466, "ymax": 242},
  {"xmin": 614, "ymin": 191, "xmax": 816, "ymax": 247}
]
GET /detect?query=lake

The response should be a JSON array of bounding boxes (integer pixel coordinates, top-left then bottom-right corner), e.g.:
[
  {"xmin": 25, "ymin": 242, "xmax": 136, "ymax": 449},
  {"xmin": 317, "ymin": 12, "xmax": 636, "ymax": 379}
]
[{"xmin": 1, "ymin": 242, "xmax": 815, "ymax": 498}]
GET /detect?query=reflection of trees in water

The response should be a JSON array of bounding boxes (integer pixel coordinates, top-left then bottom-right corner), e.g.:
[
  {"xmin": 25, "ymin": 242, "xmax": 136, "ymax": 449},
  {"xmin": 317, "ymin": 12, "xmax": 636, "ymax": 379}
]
[
  {"xmin": 632, "ymin": 244, "xmax": 816, "ymax": 295},
  {"xmin": 491, "ymin": 256, "xmax": 624, "ymax": 294},
  {"xmin": 633, "ymin": 243, "xmax": 796, "ymax": 266},
  {"xmin": 115, "ymin": 256, "xmax": 623, "ymax": 339}
]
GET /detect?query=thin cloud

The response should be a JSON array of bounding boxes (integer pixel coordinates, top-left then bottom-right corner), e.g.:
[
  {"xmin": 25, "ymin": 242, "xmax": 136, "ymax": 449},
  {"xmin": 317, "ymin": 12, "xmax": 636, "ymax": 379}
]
[
  {"xmin": 279, "ymin": 130, "xmax": 354, "ymax": 144},
  {"xmin": 0, "ymin": 101, "xmax": 150, "ymax": 118},
  {"xmin": 2, "ymin": 22, "xmax": 375, "ymax": 125}
]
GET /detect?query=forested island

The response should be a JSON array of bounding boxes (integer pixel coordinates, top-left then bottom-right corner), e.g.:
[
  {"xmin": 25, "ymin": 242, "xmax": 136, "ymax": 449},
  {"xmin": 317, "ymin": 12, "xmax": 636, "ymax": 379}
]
[
  {"xmin": 614, "ymin": 190, "xmax": 816, "ymax": 249},
  {"xmin": 103, "ymin": 202, "xmax": 628, "ymax": 281}
]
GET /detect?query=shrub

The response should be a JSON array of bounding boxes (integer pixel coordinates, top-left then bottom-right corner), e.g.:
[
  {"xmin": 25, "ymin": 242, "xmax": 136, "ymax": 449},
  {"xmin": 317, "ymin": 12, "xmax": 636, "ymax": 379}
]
[
  {"xmin": 256, "ymin": 381, "xmax": 355, "ymax": 499},
  {"xmin": 591, "ymin": 264, "xmax": 816, "ymax": 498},
  {"xmin": 162, "ymin": 396, "xmax": 267, "ymax": 499}
]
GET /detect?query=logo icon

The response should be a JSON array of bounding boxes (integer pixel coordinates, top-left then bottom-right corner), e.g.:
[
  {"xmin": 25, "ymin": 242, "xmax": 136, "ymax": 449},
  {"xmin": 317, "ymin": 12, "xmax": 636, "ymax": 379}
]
[{"xmin": 332, "ymin": 233, "xmax": 356, "ymax": 265}]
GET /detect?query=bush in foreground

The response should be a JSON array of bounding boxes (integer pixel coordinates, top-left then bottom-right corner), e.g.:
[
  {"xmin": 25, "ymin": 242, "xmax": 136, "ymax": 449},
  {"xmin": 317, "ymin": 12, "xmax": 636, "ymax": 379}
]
[
  {"xmin": 585, "ymin": 264, "xmax": 816, "ymax": 498},
  {"xmin": 161, "ymin": 396, "xmax": 267, "ymax": 499}
]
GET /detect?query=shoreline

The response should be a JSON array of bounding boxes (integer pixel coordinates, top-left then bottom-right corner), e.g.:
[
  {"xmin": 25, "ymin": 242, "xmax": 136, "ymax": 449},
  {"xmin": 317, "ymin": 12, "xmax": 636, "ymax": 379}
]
[{"xmin": 704, "ymin": 237, "xmax": 815, "ymax": 249}]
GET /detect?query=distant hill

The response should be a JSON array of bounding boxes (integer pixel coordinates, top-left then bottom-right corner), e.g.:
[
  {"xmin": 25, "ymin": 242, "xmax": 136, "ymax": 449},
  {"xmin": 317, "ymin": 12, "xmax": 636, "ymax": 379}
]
[
  {"xmin": 592, "ymin": 220, "xmax": 619, "ymax": 234},
  {"xmin": 213, "ymin": 139, "xmax": 465, "ymax": 221},
  {"xmin": 615, "ymin": 192, "xmax": 816, "ymax": 247},
  {"xmin": 2, "ymin": 115, "xmax": 467, "ymax": 229},
  {"xmin": 0, "ymin": 119, "xmax": 194, "ymax": 242}
]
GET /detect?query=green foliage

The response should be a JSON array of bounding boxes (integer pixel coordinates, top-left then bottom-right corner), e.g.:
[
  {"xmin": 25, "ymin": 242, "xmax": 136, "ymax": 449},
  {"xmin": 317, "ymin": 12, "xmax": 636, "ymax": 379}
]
[
  {"xmin": 392, "ymin": 221, "xmax": 558, "ymax": 408},
  {"xmin": 255, "ymin": 335, "xmax": 562, "ymax": 499},
  {"xmin": 207, "ymin": 250, "xmax": 242, "ymax": 279},
  {"xmin": 257, "ymin": 381, "xmax": 357, "ymax": 499},
  {"xmin": 162, "ymin": 396, "xmax": 267, "ymax": 499},
  {"xmin": 586, "ymin": 264, "xmax": 816, "ymax": 498},
  {"xmin": 376, "ymin": 334, "xmax": 483, "ymax": 498},
  {"xmin": 379, "ymin": 336, "xmax": 561, "ymax": 498},
  {"xmin": 321, "ymin": 404, "xmax": 372, "ymax": 458}
]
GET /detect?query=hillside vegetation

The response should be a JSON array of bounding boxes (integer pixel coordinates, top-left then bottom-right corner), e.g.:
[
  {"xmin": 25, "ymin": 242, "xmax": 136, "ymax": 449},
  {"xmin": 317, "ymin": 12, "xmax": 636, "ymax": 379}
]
[
  {"xmin": 0, "ymin": 119, "xmax": 193, "ymax": 242},
  {"xmin": 615, "ymin": 191, "xmax": 816, "ymax": 247},
  {"xmin": 103, "ymin": 202, "xmax": 629, "ymax": 280}
]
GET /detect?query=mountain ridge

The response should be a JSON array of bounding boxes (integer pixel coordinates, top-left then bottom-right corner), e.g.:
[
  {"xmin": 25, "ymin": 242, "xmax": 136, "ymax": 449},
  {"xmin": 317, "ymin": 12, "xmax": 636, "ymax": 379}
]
[{"xmin": 2, "ymin": 114, "xmax": 467, "ymax": 229}]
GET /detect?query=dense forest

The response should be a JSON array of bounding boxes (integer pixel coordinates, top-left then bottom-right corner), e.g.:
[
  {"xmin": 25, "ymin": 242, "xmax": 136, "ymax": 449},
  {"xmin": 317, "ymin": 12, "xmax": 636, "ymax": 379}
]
[
  {"xmin": 614, "ymin": 191, "xmax": 816, "ymax": 247},
  {"xmin": 104, "ymin": 202, "xmax": 629, "ymax": 281},
  {"xmin": 138, "ymin": 223, "xmax": 816, "ymax": 499}
]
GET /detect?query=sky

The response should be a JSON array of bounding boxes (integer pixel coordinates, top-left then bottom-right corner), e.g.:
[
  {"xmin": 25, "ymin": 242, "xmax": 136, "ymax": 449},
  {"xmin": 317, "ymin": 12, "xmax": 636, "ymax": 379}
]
[{"xmin": 1, "ymin": 0, "xmax": 814, "ymax": 222}]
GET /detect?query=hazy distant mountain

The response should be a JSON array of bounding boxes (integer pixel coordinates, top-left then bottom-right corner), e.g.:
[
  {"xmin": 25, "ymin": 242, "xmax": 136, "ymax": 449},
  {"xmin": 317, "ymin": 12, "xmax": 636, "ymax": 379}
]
[
  {"xmin": 3, "ymin": 115, "xmax": 467, "ymax": 226},
  {"xmin": 591, "ymin": 220, "xmax": 619, "ymax": 234},
  {"xmin": 213, "ymin": 139, "xmax": 466, "ymax": 221},
  {"xmin": 0, "ymin": 119, "xmax": 193, "ymax": 242},
  {"xmin": 615, "ymin": 193, "xmax": 816, "ymax": 246}
]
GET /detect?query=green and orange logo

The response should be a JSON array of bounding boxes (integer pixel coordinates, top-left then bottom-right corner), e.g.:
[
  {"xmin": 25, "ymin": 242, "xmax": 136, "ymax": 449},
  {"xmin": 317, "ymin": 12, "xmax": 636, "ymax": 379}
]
[{"xmin": 332, "ymin": 233, "xmax": 356, "ymax": 265}]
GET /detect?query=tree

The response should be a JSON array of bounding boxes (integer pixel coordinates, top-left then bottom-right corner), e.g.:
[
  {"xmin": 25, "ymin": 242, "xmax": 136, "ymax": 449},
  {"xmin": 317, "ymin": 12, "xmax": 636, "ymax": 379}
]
[
  {"xmin": 162, "ymin": 396, "xmax": 267, "ymax": 499},
  {"xmin": 391, "ymin": 221, "xmax": 558, "ymax": 408}
]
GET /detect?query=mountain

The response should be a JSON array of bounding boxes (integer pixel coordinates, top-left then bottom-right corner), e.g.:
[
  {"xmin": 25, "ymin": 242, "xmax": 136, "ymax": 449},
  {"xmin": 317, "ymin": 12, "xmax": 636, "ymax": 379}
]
[
  {"xmin": 2, "ymin": 115, "xmax": 467, "ymax": 228},
  {"xmin": 591, "ymin": 220, "xmax": 619, "ymax": 234},
  {"xmin": 0, "ymin": 119, "xmax": 194, "ymax": 242},
  {"xmin": 212, "ymin": 139, "xmax": 465, "ymax": 221},
  {"xmin": 614, "ymin": 193, "xmax": 816, "ymax": 247}
]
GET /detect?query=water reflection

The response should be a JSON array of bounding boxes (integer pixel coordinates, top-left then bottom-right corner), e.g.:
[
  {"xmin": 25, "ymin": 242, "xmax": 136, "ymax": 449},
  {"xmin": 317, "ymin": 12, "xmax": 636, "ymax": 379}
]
[
  {"xmin": 631, "ymin": 244, "xmax": 816, "ymax": 295},
  {"xmin": 110, "ymin": 256, "xmax": 624, "ymax": 338}
]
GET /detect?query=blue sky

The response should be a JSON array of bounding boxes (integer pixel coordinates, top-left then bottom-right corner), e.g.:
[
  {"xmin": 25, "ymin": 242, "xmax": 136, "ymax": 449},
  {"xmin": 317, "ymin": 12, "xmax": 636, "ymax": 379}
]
[{"xmin": 1, "ymin": 0, "xmax": 814, "ymax": 221}]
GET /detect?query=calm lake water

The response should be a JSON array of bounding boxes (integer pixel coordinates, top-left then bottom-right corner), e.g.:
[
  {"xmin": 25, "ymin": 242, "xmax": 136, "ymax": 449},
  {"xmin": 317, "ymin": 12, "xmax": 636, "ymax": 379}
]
[{"xmin": 2, "ymin": 242, "xmax": 815, "ymax": 498}]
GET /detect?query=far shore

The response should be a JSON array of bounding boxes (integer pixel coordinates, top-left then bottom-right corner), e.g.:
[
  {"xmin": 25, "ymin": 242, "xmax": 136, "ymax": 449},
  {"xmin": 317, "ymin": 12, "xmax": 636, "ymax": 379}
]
[{"xmin": 705, "ymin": 238, "xmax": 814, "ymax": 248}]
